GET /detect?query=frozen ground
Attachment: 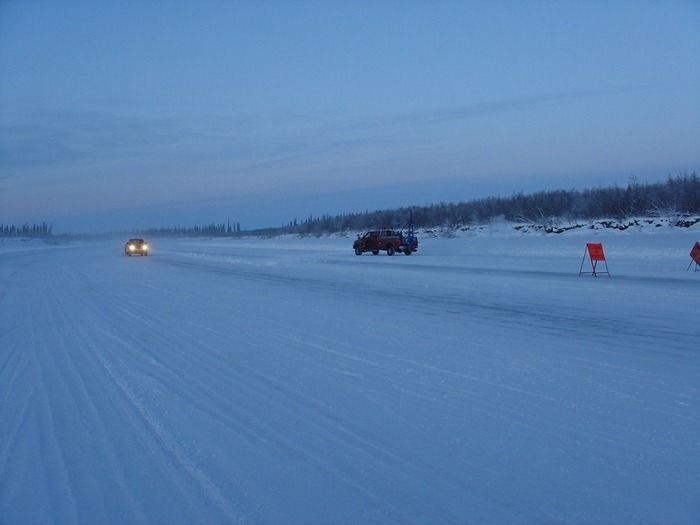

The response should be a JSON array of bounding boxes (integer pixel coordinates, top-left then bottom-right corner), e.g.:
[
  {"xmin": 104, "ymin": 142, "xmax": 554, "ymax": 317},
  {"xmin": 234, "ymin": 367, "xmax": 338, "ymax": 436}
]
[{"xmin": 1, "ymin": 225, "xmax": 699, "ymax": 524}]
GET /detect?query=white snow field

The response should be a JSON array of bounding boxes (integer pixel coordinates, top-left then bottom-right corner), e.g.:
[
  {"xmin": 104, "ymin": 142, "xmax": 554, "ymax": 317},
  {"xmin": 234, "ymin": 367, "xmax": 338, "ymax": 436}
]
[{"xmin": 1, "ymin": 226, "xmax": 699, "ymax": 524}]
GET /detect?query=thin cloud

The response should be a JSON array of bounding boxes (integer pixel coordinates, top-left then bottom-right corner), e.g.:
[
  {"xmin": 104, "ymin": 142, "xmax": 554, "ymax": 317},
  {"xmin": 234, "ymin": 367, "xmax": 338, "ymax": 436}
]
[
  {"xmin": 334, "ymin": 85, "xmax": 655, "ymax": 134},
  {"xmin": 0, "ymin": 110, "xmax": 182, "ymax": 172}
]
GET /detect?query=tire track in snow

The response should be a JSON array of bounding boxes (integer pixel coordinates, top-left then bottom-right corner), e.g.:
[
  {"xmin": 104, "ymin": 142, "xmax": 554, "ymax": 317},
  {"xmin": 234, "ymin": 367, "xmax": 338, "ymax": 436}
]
[
  {"xmin": 89, "ymin": 296, "xmax": 437, "ymax": 524},
  {"xmin": 39, "ymin": 269, "xmax": 150, "ymax": 524},
  {"xmin": 86, "ymin": 280, "xmax": 391, "ymax": 522},
  {"xmin": 253, "ymin": 329, "xmax": 567, "ymax": 523},
  {"xmin": 1, "ymin": 253, "xmax": 250, "ymax": 524},
  {"xmin": 143, "ymin": 253, "xmax": 700, "ymax": 521},
  {"xmin": 22, "ymin": 278, "xmax": 80, "ymax": 524},
  {"xmin": 58, "ymin": 263, "xmax": 254, "ymax": 524},
  {"xmin": 275, "ymin": 326, "xmax": 698, "ymax": 490},
  {"xmin": 0, "ymin": 384, "xmax": 35, "ymax": 506},
  {"xmin": 95, "ymin": 354, "xmax": 253, "ymax": 524},
  {"xmin": 160, "ymin": 253, "xmax": 699, "ymax": 354},
  {"xmin": 85, "ymin": 268, "xmax": 490, "ymax": 523},
  {"xmin": 18, "ymin": 265, "xmax": 149, "ymax": 523}
]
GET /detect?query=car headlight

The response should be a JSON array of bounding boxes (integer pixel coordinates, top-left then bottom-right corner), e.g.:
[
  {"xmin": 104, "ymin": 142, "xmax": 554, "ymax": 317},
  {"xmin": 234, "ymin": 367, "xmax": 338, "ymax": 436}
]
[
  {"xmin": 129, "ymin": 245, "xmax": 135, "ymax": 250},
  {"xmin": 142, "ymin": 244, "xmax": 148, "ymax": 250}
]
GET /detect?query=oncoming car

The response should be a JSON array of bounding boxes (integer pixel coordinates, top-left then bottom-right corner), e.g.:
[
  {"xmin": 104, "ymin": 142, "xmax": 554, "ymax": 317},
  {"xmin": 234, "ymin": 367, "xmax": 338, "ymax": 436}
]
[{"xmin": 124, "ymin": 238, "xmax": 149, "ymax": 256}]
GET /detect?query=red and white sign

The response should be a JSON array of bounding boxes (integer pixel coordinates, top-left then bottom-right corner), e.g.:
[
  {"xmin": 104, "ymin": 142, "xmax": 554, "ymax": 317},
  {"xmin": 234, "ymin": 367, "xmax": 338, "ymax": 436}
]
[
  {"xmin": 579, "ymin": 242, "xmax": 610, "ymax": 277},
  {"xmin": 586, "ymin": 243, "xmax": 606, "ymax": 261},
  {"xmin": 689, "ymin": 242, "xmax": 700, "ymax": 271},
  {"xmin": 691, "ymin": 242, "xmax": 700, "ymax": 265}
]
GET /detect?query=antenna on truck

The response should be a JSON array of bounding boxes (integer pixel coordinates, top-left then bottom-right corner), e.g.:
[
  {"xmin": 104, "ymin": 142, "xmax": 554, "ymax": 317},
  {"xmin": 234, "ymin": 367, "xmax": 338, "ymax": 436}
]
[{"xmin": 403, "ymin": 209, "xmax": 415, "ymax": 239}]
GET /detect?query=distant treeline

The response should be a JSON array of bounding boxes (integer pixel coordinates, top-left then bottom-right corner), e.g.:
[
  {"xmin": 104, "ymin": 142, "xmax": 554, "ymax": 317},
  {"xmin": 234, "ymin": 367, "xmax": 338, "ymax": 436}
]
[
  {"xmin": 0, "ymin": 222, "xmax": 53, "ymax": 238},
  {"xmin": 16, "ymin": 174, "xmax": 695, "ymax": 239},
  {"xmin": 249, "ymin": 173, "xmax": 700, "ymax": 236},
  {"xmin": 143, "ymin": 220, "xmax": 242, "ymax": 237}
]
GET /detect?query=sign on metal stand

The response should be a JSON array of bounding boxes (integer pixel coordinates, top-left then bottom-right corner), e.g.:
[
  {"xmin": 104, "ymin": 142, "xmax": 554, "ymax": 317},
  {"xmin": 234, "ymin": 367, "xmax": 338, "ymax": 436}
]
[
  {"xmin": 579, "ymin": 242, "xmax": 610, "ymax": 277},
  {"xmin": 687, "ymin": 242, "xmax": 700, "ymax": 272}
]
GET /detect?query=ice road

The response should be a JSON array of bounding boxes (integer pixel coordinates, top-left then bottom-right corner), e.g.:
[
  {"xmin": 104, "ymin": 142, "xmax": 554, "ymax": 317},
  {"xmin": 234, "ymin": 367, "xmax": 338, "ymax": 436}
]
[{"xmin": 1, "ymin": 230, "xmax": 698, "ymax": 524}]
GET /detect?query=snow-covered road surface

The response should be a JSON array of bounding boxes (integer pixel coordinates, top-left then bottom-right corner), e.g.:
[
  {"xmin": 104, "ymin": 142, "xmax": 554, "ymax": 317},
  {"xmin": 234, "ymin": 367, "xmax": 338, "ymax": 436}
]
[{"xmin": 1, "ymin": 230, "xmax": 698, "ymax": 524}]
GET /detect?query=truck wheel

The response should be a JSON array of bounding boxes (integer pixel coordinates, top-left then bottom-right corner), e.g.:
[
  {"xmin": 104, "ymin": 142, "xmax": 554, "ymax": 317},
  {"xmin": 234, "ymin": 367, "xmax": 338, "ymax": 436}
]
[
  {"xmin": 372, "ymin": 250, "xmax": 379, "ymax": 255},
  {"xmin": 386, "ymin": 245, "xmax": 395, "ymax": 256},
  {"xmin": 404, "ymin": 249, "xmax": 412, "ymax": 255},
  {"xmin": 355, "ymin": 248, "xmax": 362, "ymax": 255}
]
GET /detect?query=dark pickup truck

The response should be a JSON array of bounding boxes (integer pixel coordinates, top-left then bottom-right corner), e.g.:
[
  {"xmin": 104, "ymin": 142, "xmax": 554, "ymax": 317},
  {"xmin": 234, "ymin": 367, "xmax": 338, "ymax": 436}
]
[{"xmin": 353, "ymin": 229, "xmax": 418, "ymax": 256}]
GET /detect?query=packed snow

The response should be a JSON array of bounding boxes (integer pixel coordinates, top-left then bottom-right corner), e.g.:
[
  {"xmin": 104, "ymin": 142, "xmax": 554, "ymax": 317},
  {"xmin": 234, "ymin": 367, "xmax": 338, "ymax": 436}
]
[{"xmin": 1, "ymin": 224, "xmax": 699, "ymax": 524}]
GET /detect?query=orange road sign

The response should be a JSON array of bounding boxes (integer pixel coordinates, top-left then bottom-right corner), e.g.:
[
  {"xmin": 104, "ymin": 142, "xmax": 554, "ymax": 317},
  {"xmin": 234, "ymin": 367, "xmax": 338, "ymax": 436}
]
[
  {"xmin": 579, "ymin": 243, "xmax": 610, "ymax": 277},
  {"xmin": 688, "ymin": 242, "xmax": 700, "ymax": 271}
]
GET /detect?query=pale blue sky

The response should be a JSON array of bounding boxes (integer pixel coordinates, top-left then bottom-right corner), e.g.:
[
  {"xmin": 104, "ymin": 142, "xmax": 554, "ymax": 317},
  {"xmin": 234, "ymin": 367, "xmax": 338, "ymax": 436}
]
[{"xmin": 1, "ymin": 1, "xmax": 699, "ymax": 232}]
